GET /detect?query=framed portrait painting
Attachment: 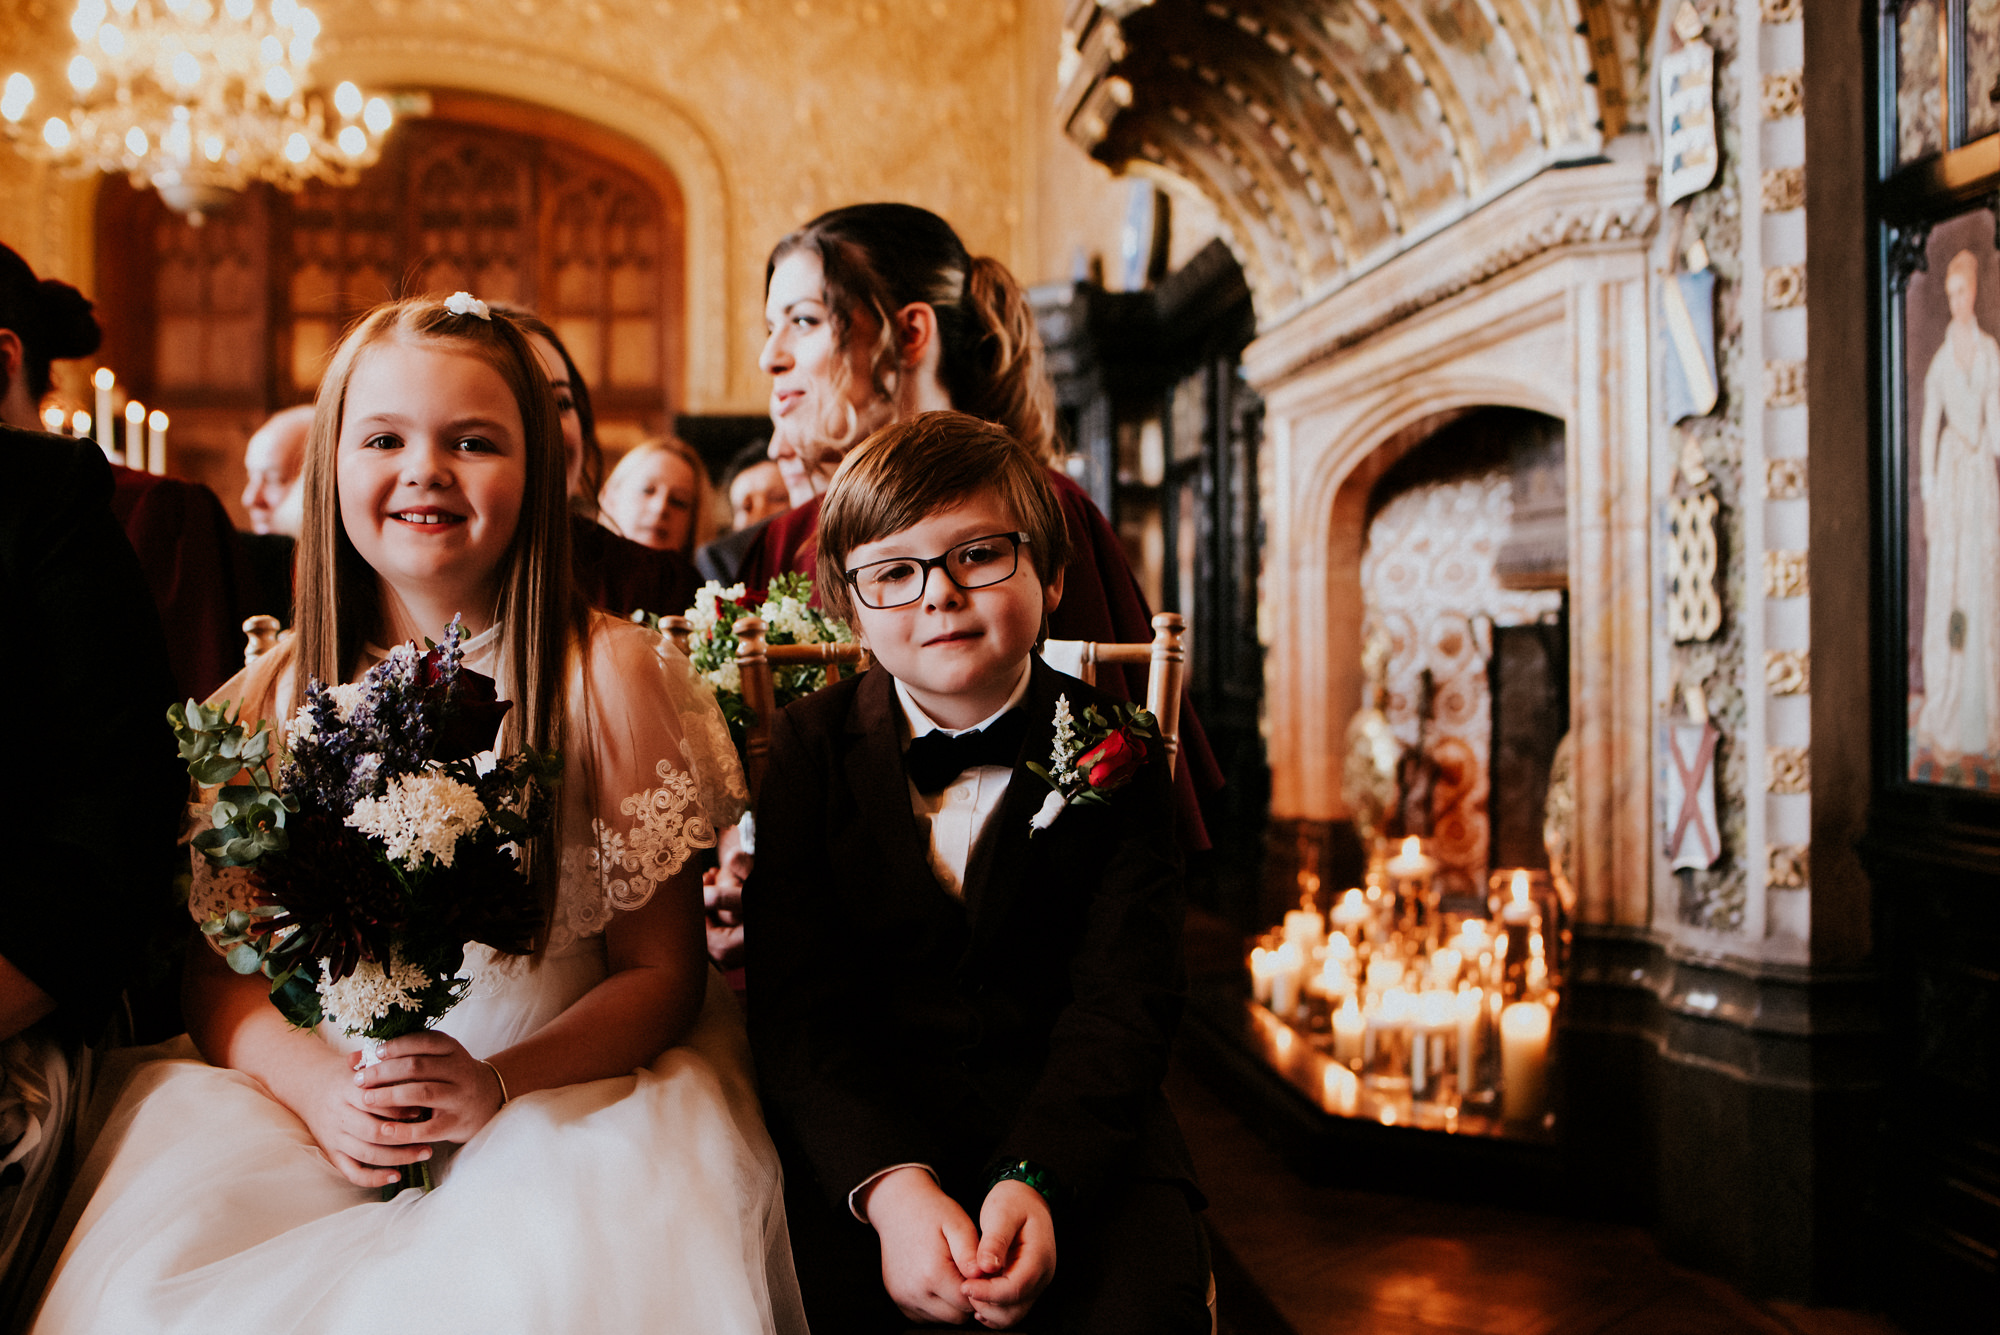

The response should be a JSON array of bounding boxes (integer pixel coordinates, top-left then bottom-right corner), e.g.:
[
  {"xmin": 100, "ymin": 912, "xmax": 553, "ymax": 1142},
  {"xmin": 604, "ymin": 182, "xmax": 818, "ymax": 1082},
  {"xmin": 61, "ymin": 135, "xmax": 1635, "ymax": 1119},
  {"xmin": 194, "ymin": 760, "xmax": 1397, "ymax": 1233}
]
[{"xmin": 1900, "ymin": 207, "xmax": 2000, "ymax": 792}]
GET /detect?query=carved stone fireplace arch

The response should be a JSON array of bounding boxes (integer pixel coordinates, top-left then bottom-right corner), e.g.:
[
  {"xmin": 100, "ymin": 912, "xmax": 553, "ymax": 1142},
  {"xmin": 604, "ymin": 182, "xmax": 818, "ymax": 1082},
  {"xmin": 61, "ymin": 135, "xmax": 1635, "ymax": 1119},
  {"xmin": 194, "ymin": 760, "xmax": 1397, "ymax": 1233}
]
[{"xmin": 1247, "ymin": 150, "xmax": 1658, "ymax": 929}]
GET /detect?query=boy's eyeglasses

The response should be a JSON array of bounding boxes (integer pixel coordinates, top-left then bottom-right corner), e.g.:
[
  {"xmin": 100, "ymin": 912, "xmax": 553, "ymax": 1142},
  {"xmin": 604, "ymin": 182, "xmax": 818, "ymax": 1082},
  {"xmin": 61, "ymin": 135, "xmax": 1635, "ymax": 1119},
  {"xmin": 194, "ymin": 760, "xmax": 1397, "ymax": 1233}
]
[{"xmin": 843, "ymin": 532, "xmax": 1031, "ymax": 610}]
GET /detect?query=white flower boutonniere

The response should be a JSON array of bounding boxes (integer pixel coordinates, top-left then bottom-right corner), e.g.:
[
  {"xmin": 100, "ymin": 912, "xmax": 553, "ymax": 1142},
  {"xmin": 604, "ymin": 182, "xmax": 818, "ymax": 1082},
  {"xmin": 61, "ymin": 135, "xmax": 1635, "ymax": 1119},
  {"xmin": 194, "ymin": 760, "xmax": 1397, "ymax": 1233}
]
[{"xmin": 1024, "ymin": 694, "xmax": 1159, "ymax": 836}]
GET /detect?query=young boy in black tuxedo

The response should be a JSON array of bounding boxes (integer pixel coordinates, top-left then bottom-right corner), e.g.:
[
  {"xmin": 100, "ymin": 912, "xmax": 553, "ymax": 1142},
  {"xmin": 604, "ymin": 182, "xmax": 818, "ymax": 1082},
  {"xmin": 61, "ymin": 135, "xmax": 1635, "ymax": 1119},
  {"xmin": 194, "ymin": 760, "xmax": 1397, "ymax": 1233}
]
[{"xmin": 746, "ymin": 412, "xmax": 1208, "ymax": 1333}]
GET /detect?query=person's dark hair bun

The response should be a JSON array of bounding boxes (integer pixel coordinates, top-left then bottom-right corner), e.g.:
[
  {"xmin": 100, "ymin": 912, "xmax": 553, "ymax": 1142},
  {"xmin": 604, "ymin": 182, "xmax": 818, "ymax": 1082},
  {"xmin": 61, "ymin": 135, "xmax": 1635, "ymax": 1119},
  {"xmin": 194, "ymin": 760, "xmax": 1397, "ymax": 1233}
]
[{"xmin": 36, "ymin": 277, "xmax": 102, "ymax": 361}]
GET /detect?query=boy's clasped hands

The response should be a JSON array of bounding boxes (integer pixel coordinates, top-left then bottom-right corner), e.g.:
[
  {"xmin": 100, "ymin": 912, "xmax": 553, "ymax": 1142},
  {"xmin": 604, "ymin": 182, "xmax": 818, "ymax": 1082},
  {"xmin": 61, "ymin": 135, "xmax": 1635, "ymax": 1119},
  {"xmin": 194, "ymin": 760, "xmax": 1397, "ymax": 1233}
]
[{"xmin": 859, "ymin": 1166, "xmax": 1057, "ymax": 1328}]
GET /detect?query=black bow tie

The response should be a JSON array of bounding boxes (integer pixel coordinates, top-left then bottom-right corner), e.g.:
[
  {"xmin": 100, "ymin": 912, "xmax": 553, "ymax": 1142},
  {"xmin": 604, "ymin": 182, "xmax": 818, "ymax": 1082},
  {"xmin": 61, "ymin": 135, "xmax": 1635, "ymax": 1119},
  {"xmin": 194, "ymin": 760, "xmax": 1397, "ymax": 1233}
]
[{"xmin": 904, "ymin": 708, "xmax": 1031, "ymax": 793}]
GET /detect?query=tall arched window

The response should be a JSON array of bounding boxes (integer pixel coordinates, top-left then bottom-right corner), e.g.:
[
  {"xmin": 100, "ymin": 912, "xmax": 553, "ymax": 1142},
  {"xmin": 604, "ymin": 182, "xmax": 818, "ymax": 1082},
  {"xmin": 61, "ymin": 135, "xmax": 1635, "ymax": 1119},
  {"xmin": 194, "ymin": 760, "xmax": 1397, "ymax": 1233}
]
[{"xmin": 94, "ymin": 94, "xmax": 685, "ymax": 520}]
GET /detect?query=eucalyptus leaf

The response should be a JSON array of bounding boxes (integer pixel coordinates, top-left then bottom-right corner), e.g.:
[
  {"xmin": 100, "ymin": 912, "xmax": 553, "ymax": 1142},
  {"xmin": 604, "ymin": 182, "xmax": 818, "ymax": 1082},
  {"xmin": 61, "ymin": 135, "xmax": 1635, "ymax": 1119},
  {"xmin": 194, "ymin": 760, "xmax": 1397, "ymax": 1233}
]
[{"xmin": 224, "ymin": 943, "xmax": 261, "ymax": 975}]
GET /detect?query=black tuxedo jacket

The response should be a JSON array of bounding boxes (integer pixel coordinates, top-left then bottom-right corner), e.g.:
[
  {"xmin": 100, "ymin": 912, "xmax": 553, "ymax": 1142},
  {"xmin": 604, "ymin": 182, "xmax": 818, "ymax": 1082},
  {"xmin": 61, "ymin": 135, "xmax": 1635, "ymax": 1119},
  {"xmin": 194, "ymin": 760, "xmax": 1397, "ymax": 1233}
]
[{"xmin": 746, "ymin": 656, "xmax": 1198, "ymax": 1217}]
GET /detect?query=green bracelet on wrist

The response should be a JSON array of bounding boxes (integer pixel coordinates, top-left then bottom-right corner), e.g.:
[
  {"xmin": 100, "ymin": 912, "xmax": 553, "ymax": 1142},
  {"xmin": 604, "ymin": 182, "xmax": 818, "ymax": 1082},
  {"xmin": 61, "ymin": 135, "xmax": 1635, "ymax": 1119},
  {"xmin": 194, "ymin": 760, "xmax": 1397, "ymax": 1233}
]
[{"xmin": 986, "ymin": 1159, "xmax": 1058, "ymax": 1208}]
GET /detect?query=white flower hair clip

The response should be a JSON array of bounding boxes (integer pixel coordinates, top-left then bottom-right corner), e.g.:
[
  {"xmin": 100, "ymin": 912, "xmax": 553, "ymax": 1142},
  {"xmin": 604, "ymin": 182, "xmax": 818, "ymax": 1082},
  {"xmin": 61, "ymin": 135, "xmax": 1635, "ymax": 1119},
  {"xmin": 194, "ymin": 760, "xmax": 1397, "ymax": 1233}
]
[{"xmin": 444, "ymin": 291, "xmax": 491, "ymax": 320}]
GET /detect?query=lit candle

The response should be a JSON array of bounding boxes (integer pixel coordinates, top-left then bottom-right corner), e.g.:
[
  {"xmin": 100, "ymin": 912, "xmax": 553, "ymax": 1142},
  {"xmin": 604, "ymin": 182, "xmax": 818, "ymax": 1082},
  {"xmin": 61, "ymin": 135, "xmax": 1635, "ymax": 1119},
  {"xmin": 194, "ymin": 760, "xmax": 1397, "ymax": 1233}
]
[
  {"xmin": 93, "ymin": 367, "xmax": 114, "ymax": 456},
  {"xmin": 1385, "ymin": 835, "xmax": 1435, "ymax": 879},
  {"xmin": 1322, "ymin": 1059, "xmax": 1359, "ymax": 1116},
  {"xmin": 71, "ymin": 409, "xmax": 91, "ymax": 439},
  {"xmin": 1456, "ymin": 986, "xmax": 1482, "ymax": 1093},
  {"xmin": 147, "ymin": 409, "xmax": 168, "ymax": 474},
  {"xmin": 1249, "ymin": 947, "xmax": 1274, "ymax": 1005},
  {"xmin": 40, "ymin": 404, "xmax": 65, "ymax": 433},
  {"xmin": 1413, "ymin": 989, "xmax": 1456, "ymax": 1098},
  {"xmin": 1458, "ymin": 920, "xmax": 1489, "ymax": 956},
  {"xmin": 1365, "ymin": 956, "xmax": 1404, "ymax": 995},
  {"xmin": 1283, "ymin": 906, "xmax": 1325, "ymax": 953},
  {"xmin": 1316, "ymin": 945, "xmax": 1354, "ymax": 1000},
  {"xmin": 1429, "ymin": 947, "xmax": 1462, "ymax": 989},
  {"xmin": 1500, "ymin": 1001, "xmax": 1551, "ymax": 1124},
  {"xmin": 124, "ymin": 400, "xmax": 146, "ymax": 470},
  {"xmin": 1501, "ymin": 870, "xmax": 1539, "ymax": 929},
  {"xmin": 1270, "ymin": 942, "xmax": 1303, "ymax": 1019},
  {"xmin": 1332, "ymin": 996, "xmax": 1365, "ymax": 1066},
  {"xmin": 1330, "ymin": 888, "xmax": 1371, "ymax": 934}
]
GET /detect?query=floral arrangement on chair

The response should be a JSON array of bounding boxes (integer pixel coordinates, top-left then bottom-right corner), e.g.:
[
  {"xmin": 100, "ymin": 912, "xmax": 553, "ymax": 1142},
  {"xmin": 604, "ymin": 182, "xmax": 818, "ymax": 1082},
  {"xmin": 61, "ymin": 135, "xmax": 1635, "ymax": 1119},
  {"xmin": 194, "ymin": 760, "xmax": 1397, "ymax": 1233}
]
[
  {"xmin": 170, "ymin": 619, "xmax": 559, "ymax": 1192},
  {"xmin": 639, "ymin": 573, "xmax": 856, "ymax": 757}
]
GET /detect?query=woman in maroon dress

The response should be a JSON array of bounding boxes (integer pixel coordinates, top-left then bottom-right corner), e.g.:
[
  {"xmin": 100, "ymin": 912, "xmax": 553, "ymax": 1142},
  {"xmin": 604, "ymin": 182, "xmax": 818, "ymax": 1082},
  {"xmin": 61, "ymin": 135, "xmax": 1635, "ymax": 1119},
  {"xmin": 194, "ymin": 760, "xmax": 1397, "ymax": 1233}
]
[{"xmin": 704, "ymin": 205, "xmax": 1220, "ymax": 966}]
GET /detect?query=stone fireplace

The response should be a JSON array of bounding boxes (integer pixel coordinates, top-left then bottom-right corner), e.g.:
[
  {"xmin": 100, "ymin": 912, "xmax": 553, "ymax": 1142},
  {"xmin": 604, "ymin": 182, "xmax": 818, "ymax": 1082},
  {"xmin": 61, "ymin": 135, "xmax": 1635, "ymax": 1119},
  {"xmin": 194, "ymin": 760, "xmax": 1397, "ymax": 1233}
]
[{"xmin": 1247, "ymin": 148, "xmax": 1657, "ymax": 931}]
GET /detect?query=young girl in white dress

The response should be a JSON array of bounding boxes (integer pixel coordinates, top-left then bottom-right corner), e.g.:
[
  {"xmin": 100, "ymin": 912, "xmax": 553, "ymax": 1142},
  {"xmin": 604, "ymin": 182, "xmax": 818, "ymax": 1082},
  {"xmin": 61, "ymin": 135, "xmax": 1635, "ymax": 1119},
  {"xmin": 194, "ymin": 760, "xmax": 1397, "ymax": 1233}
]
[{"xmin": 28, "ymin": 295, "xmax": 806, "ymax": 1334}]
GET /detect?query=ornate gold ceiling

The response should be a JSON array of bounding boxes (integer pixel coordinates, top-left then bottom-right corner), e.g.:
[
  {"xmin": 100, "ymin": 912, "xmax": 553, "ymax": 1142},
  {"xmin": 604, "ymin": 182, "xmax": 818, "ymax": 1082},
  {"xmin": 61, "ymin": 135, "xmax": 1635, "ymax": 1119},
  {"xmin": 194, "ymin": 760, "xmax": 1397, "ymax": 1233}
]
[{"xmin": 1059, "ymin": 1, "xmax": 1655, "ymax": 319}]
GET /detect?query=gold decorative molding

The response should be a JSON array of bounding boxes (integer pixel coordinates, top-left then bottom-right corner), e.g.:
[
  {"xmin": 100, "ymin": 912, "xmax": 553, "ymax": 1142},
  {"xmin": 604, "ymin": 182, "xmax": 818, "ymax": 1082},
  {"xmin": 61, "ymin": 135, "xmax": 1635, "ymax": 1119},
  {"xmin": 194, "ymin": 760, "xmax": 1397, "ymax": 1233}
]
[
  {"xmin": 1765, "ymin": 457, "xmax": 1807, "ymax": 499},
  {"xmin": 1765, "ymin": 359, "xmax": 1807, "ymax": 408},
  {"xmin": 1762, "ymin": 165, "xmax": 1806, "ymax": 213},
  {"xmin": 1761, "ymin": 0, "xmax": 1803, "ymax": 22},
  {"xmin": 1764, "ymin": 550, "xmax": 1810, "ymax": 599},
  {"xmin": 1056, "ymin": 0, "xmax": 1622, "ymax": 323},
  {"xmin": 1766, "ymin": 649, "xmax": 1810, "ymax": 695},
  {"xmin": 1764, "ymin": 263, "xmax": 1805, "ymax": 309},
  {"xmin": 1761, "ymin": 69, "xmax": 1802, "ymax": 121},
  {"xmin": 1768, "ymin": 746, "xmax": 1811, "ymax": 794},
  {"xmin": 1767, "ymin": 843, "xmax": 1809, "ymax": 888}
]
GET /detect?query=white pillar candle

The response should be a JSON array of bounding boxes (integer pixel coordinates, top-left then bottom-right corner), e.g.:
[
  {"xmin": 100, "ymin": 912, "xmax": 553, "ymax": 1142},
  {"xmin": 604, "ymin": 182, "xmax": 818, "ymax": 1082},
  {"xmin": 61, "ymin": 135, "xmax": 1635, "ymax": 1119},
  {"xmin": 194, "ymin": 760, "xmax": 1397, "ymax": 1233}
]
[
  {"xmin": 1456, "ymin": 987, "xmax": 1482, "ymax": 1093},
  {"xmin": 147, "ymin": 409, "xmax": 168, "ymax": 475},
  {"xmin": 1283, "ymin": 907, "xmax": 1325, "ymax": 953},
  {"xmin": 1249, "ymin": 947, "xmax": 1274, "ymax": 1005},
  {"xmin": 1322, "ymin": 1060, "xmax": 1359, "ymax": 1116},
  {"xmin": 1332, "ymin": 996, "xmax": 1365, "ymax": 1066},
  {"xmin": 1270, "ymin": 942, "xmax": 1302, "ymax": 1018},
  {"xmin": 71, "ymin": 409, "xmax": 92, "ymax": 441},
  {"xmin": 1331, "ymin": 888, "xmax": 1370, "ymax": 934},
  {"xmin": 124, "ymin": 400, "xmax": 146, "ymax": 470},
  {"xmin": 1429, "ymin": 947, "xmax": 1462, "ymax": 989},
  {"xmin": 1500, "ymin": 1001, "xmax": 1551, "ymax": 1124},
  {"xmin": 93, "ymin": 368, "xmax": 114, "ymax": 457}
]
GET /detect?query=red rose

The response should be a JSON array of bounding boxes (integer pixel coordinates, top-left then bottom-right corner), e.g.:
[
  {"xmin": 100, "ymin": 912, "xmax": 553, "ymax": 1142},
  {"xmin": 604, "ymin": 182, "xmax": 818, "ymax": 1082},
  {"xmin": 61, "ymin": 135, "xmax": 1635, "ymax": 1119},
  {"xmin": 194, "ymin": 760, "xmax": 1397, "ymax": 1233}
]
[{"xmin": 1077, "ymin": 728, "xmax": 1147, "ymax": 792}]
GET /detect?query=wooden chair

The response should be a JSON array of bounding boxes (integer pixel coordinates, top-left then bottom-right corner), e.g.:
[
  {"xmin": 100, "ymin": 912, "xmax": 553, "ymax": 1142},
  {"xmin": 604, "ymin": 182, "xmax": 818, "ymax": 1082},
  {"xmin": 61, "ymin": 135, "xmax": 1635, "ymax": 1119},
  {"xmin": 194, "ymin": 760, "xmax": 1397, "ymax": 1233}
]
[
  {"xmin": 242, "ymin": 614, "xmax": 286, "ymax": 665},
  {"xmin": 730, "ymin": 611, "xmax": 1188, "ymax": 800},
  {"xmin": 731, "ymin": 615, "xmax": 869, "ymax": 798},
  {"xmin": 1044, "ymin": 611, "xmax": 1187, "ymax": 781}
]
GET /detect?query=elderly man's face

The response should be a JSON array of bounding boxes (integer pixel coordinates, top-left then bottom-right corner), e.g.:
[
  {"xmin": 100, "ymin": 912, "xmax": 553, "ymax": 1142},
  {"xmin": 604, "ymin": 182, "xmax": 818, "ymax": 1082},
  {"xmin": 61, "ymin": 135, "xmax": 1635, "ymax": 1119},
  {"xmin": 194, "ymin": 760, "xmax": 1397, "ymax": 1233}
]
[{"xmin": 242, "ymin": 407, "xmax": 312, "ymax": 535}]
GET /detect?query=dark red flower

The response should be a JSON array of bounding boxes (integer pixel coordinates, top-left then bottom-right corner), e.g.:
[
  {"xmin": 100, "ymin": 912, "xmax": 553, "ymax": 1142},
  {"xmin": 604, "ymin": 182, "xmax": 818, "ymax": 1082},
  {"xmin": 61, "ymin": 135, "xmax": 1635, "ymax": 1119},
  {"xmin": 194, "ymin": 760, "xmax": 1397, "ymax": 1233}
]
[
  {"xmin": 1078, "ymin": 728, "xmax": 1147, "ymax": 792},
  {"xmin": 432, "ymin": 660, "xmax": 513, "ymax": 761}
]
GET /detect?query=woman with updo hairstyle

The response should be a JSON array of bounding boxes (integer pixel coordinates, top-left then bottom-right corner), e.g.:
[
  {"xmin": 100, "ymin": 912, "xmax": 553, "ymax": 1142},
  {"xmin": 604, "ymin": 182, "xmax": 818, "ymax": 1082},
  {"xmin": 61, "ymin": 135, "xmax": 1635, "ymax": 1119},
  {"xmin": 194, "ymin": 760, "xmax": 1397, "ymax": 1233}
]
[
  {"xmin": 742, "ymin": 204, "xmax": 1218, "ymax": 815},
  {"xmin": 699, "ymin": 204, "xmax": 1221, "ymax": 969},
  {"xmin": 0, "ymin": 243, "xmax": 100, "ymax": 429}
]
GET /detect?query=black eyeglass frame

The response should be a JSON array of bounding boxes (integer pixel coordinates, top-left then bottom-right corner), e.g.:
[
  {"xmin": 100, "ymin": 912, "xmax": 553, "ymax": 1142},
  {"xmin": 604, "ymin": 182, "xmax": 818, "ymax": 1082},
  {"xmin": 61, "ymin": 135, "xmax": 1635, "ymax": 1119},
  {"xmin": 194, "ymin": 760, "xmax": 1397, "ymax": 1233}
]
[{"xmin": 842, "ymin": 531, "xmax": 1033, "ymax": 610}]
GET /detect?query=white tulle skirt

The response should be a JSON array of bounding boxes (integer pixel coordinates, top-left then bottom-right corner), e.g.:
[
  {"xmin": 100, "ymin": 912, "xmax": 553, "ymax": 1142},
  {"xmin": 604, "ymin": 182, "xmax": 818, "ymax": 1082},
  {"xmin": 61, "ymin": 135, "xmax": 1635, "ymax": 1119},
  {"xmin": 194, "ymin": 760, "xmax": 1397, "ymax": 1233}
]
[{"xmin": 27, "ymin": 968, "xmax": 804, "ymax": 1335}]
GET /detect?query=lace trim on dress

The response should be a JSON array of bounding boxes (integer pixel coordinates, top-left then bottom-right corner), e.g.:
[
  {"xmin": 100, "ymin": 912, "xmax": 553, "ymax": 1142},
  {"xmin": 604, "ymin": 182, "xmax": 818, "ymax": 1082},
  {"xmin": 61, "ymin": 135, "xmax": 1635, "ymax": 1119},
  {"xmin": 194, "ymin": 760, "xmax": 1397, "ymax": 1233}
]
[{"xmin": 550, "ymin": 757, "xmax": 718, "ymax": 954}]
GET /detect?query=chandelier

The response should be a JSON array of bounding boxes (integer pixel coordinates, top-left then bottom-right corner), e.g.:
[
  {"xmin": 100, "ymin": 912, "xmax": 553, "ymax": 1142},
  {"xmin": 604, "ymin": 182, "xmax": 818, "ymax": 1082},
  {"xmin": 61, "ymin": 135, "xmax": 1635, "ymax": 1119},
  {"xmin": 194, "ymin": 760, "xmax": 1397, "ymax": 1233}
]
[{"xmin": 0, "ymin": 0, "xmax": 396, "ymax": 222}]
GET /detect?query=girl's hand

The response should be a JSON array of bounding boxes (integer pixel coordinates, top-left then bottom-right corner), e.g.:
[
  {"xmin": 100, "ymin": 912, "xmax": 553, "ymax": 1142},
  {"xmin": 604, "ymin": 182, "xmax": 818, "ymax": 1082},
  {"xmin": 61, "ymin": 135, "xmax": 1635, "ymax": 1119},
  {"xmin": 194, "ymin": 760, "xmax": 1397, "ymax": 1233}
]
[
  {"xmin": 860, "ymin": 1166, "xmax": 981, "ymax": 1325},
  {"xmin": 354, "ymin": 1031, "xmax": 508, "ymax": 1145},
  {"xmin": 294, "ymin": 1049, "xmax": 436, "ymax": 1191}
]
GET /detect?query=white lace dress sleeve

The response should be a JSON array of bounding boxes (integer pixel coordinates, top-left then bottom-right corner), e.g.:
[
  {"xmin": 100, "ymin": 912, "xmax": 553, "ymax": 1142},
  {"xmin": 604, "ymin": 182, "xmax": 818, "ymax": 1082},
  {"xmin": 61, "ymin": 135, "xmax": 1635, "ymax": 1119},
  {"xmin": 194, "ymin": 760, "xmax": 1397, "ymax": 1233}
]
[{"xmin": 549, "ymin": 613, "xmax": 749, "ymax": 954}]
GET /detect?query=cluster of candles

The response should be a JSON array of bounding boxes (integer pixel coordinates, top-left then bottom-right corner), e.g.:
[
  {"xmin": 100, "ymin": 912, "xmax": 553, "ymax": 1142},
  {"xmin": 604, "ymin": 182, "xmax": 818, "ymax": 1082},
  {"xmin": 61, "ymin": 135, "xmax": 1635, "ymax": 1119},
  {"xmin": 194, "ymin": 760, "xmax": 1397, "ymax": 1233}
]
[
  {"xmin": 39, "ymin": 367, "xmax": 168, "ymax": 474},
  {"xmin": 1247, "ymin": 838, "xmax": 1558, "ymax": 1131}
]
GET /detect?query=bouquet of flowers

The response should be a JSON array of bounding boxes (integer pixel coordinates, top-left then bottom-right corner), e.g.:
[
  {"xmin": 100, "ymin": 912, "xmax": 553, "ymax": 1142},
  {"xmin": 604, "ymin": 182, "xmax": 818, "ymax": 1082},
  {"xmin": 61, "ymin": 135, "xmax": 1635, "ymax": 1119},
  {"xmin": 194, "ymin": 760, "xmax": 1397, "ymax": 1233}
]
[
  {"xmin": 640, "ymin": 572, "xmax": 856, "ymax": 756},
  {"xmin": 1026, "ymin": 695, "xmax": 1159, "ymax": 836},
  {"xmin": 170, "ymin": 620, "xmax": 558, "ymax": 1190}
]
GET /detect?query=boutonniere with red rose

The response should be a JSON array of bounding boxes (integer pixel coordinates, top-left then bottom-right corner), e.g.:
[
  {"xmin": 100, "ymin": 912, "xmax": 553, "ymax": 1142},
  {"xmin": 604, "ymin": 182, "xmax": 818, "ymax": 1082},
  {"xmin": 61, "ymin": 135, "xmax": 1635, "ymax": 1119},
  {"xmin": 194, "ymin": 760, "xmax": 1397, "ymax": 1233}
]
[{"xmin": 1025, "ymin": 694, "xmax": 1159, "ymax": 836}]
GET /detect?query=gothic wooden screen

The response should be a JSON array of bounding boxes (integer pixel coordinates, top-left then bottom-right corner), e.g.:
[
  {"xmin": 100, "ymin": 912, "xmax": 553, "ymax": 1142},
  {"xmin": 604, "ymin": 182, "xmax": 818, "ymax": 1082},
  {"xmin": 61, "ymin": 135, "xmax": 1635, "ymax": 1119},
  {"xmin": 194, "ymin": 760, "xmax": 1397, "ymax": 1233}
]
[{"xmin": 95, "ymin": 103, "xmax": 684, "ymax": 521}]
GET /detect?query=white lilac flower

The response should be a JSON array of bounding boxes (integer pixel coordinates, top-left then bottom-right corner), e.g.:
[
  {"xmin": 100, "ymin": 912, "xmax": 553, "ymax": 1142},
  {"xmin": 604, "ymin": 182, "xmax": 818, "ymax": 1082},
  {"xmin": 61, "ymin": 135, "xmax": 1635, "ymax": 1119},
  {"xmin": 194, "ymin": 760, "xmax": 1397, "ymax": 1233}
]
[
  {"xmin": 1050, "ymin": 694, "xmax": 1080, "ymax": 786},
  {"xmin": 328, "ymin": 682, "xmax": 367, "ymax": 719},
  {"xmin": 767, "ymin": 595, "xmax": 819, "ymax": 644},
  {"xmin": 345, "ymin": 768, "xmax": 488, "ymax": 870},
  {"xmin": 316, "ymin": 951, "xmax": 434, "ymax": 1035}
]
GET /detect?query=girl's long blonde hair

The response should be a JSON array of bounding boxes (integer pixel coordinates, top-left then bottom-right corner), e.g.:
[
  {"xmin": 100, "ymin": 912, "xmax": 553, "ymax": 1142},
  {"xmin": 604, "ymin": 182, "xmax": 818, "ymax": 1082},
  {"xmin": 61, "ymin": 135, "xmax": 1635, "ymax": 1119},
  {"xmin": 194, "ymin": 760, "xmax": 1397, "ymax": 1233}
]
[{"xmin": 289, "ymin": 296, "xmax": 585, "ymax": 943}]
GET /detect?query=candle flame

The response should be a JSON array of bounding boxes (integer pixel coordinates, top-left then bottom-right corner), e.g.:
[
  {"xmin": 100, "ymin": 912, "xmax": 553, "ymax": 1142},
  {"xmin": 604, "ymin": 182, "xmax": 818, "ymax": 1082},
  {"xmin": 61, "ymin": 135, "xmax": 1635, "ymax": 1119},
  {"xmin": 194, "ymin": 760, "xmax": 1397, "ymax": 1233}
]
[
  {"xmin": 1402, "ymin": 836, "xmax": 1421, "ymax": 859},
  {"xmin": 124, "ymin": 399, "xmax": 145, "ymax": 423},
  {"xmin": 93, "ymin": 367, "xmax": 114, "ymax": 390}
]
